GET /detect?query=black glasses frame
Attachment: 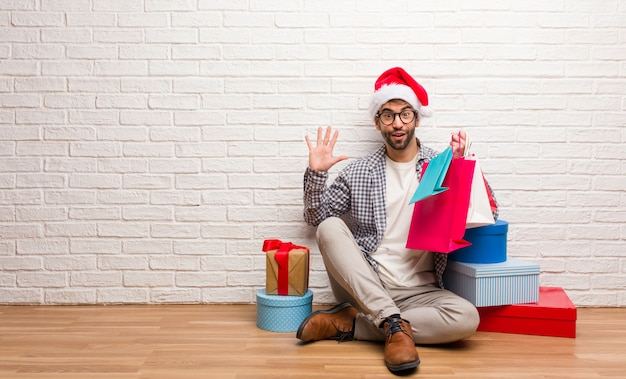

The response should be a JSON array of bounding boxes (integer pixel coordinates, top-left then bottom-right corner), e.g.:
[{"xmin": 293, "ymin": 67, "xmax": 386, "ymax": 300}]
[{"xmin": 375, "ymin": 110, "xmax": 418, "ymax": 126}]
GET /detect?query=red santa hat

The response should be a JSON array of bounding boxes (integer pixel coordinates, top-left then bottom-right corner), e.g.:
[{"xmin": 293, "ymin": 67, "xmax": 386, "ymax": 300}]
[{"xmin": 369, "ymin": 67, "xmax": 432, "ymax": 119}]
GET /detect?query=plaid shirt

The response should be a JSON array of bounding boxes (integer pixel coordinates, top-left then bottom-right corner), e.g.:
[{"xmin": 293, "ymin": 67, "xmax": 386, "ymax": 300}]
[{"xmin": 303, "ymin": 139, "xmax": 498, "ymax": 289}]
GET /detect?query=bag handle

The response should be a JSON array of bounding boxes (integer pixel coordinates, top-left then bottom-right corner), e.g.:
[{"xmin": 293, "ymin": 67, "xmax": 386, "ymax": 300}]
[{"xmin": 451, "ymin": 130, "xmax": 473, "ymax": 158}]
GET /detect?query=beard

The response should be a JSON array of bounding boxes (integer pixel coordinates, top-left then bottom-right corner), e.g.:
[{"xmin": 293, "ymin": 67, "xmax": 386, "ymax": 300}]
[{"xmin": 381, "ymin": 124, "xmax": 416, "ymax": 151}]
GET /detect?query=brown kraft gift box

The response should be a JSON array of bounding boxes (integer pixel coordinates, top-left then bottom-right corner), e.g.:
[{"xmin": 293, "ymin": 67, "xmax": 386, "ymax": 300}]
[{"xmin": 263, "ymin": 239, "xmax": 309, "ymax": 296}]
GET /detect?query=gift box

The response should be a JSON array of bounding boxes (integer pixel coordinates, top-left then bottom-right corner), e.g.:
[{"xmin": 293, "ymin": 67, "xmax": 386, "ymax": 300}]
[
  {"xmin": 263, "ymin": 239, "xmax": 309, "ymax": 296},
  {"xmin": 443, "ymin": 258, "xmax": 539, "ymax": 307},
  {"xmin": 256, "ymin": 289, "xmax": 313, "ymax": 332},
  {"xmin": 449, "ymin": 219, "xmax": 508, "ymax": 264},
  {"xmin": 477, "ymin": 286, "xmax": 577, "ymax": 338}
]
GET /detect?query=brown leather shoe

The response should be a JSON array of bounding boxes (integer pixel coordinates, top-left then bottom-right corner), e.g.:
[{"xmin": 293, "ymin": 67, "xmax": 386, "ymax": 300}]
[
  {"xmin": 296, "ymin": 302, "xmax": 358, "ymax": 342},
  {"xmin": 382, "ymin": 317, "xmax": 420, "ymax": 372}
]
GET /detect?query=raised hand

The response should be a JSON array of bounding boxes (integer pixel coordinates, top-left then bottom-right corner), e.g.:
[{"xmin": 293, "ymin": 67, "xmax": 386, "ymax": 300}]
[{"xmin": 305, "ymin": 126, "xmax": 349, "ymax": 172}]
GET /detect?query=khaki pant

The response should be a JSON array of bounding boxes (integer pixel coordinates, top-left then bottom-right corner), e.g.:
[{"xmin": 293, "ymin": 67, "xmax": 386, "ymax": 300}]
[{"xmin": 316, "ymin": 217, "xmax": 479, "ymax": 344}]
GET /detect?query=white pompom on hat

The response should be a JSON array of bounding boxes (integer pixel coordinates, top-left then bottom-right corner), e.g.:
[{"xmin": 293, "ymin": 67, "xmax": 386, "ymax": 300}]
[{"xmin": 368, "ymin": 67, "xmax": 432, "ymax": 119}]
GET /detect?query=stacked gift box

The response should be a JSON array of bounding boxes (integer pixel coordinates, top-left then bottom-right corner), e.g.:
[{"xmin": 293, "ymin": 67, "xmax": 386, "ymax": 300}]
[
  {"xmin": 256, "ymin": 239, "xmax": 313, "ymax": 332},
  {"xmin": 444, "ymin": 220, "xmax": 577, "ymax": 338}
]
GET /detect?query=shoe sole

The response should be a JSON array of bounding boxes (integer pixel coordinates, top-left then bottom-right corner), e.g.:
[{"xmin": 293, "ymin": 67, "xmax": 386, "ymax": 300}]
[
  {"xmin": 295, "ymin": 302, "xmax": 352, "ymax": 340},
  {"xmin": 386, "ymin": 358, "xmax": 421, "ymax": 372}
]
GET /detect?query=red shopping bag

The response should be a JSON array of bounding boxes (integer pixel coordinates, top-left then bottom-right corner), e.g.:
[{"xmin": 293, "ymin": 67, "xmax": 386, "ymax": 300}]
[{"xmin": 406, "ymin": 156, "xmax": 476, "ymax": 253}]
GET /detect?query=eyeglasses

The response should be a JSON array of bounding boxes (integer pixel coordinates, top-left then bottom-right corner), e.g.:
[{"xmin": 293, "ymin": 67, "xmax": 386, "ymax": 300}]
[{"xmin": 376, "ymin": 109, "xmax": 417, "ymax": 126}]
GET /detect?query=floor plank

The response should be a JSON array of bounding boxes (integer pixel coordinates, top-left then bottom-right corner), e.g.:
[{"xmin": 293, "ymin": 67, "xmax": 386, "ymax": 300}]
[{"xmin": 0, "ymin": 305, "xmax": 624, "ymax": 378}]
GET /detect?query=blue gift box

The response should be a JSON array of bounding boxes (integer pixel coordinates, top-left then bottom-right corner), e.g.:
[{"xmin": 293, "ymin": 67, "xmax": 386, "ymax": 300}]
[
  {"xmin": 443, "ymin": 258, "xmax": 539, "ymax": 307},
  {"xmin": 256, "ymin": 289, "xmax": 313, "ymax": 332},
  {"xmin": 449, "ymin": 220, "xmax": 508, "ymax": 264}
]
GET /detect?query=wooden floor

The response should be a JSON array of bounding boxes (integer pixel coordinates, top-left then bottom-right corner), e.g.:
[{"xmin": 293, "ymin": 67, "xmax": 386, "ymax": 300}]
[{"xmin": 0, "ymin": 305, "xmax": 624, "ymax": 379}]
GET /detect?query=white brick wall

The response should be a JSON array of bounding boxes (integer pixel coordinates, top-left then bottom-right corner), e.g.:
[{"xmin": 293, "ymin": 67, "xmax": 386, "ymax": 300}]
[{"xmin": 0, "ymin": 1, "xmax": 624, "ymax": 307}]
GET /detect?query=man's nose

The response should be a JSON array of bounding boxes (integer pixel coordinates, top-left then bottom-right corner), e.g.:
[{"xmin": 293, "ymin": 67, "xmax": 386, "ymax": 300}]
[{"xmin": 392, "ymin": 113, "xmax": 404, "ymax": 126}]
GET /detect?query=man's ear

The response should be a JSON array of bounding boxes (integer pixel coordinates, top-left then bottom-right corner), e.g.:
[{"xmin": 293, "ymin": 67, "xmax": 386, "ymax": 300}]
[{"xmin": 374, "ymin": 118, "xmax": 381, "ymax": 130}]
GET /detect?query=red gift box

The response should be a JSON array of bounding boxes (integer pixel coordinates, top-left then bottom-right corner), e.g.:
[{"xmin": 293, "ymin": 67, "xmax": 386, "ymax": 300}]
[
  {"xmin": 263, "ymin": 239, "xmax": 310, "ymax": 296},
  {"xmin": 477, "ymin": 286, "xmax": 577, "ymax": 338}
]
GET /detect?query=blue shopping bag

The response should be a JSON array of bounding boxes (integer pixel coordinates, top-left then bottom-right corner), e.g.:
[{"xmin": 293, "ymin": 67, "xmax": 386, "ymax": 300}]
[{"xmin": 409, "ymin": 146, "xmax": 453, "ymax": 204}]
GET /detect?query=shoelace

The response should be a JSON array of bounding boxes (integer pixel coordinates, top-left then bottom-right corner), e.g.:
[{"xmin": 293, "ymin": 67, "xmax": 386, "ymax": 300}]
[
  {"xmin": 336, "ymin": 330, "xmax": 353, "ymax": 342},
  {"xmin": 385, "ymin": 317, "xmax": 405, "ymax": 336},
  {"xmin": 333, "ymin": 320, "xmax": 355, "ymax": 343}
]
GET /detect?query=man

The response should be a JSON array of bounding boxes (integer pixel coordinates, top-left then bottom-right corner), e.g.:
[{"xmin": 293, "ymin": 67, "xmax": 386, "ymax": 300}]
[{"xmin": 297, "ymin": 67, "xmax": 498, "ymax": 374}]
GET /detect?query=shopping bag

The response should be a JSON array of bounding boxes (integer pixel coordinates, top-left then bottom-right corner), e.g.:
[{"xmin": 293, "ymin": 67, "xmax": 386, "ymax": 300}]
[
  {"xmin": 406, "ymin": 156, "xmax": 475, "ymax": 253},
  {"xmin": 409, "ymin": 146, "xmax": 453, "ymax": 204},
  {"xmin": 465, "ymin": 157, "xmax": 496, "ymax": 229},
  {"xmin": 462, "ymin": 135, "xmax": 496, "ymax": 228},
  {"xmin": 485, "ymin": 177, "xmax": 498, "ymax": 215}
]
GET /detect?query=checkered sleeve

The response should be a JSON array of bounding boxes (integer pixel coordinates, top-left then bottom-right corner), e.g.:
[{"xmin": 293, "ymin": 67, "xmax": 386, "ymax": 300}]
[{"xmin": 303, "ymin": 167, "xmax": 352, "ymax": 227}]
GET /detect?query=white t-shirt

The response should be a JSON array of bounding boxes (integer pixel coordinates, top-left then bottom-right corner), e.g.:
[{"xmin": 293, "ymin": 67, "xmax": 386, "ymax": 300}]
[{"xmin": 372, "ymin": 154, "xmax": 436, "ymax": 288}]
